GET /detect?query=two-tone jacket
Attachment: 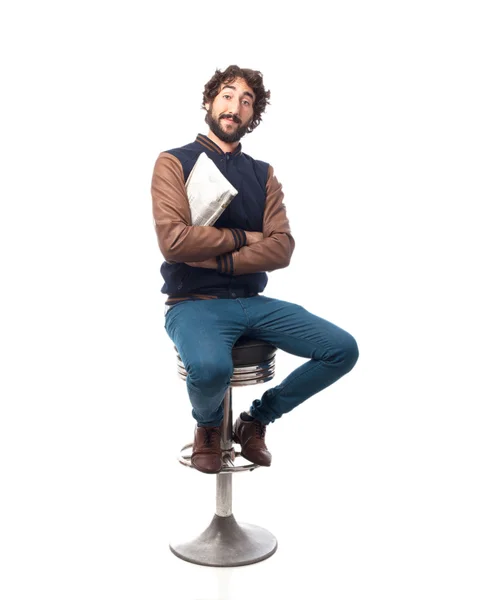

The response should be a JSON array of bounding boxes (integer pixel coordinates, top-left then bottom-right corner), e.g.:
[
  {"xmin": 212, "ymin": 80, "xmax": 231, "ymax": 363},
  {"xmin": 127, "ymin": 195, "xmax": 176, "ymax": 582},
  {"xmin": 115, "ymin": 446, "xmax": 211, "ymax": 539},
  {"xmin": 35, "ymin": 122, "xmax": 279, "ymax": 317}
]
[{"xmin": 151, "ymin": 133, "xmax": 295, "ymax": 306}]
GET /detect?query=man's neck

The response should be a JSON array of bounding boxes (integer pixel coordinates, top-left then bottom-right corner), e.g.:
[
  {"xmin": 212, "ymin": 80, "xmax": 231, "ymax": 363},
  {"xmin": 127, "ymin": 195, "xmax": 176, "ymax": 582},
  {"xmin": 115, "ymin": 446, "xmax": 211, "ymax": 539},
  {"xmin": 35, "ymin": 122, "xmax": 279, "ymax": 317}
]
[{"xmin": 207, "ymin": 130, "xmax": 240, "ymax": 154}]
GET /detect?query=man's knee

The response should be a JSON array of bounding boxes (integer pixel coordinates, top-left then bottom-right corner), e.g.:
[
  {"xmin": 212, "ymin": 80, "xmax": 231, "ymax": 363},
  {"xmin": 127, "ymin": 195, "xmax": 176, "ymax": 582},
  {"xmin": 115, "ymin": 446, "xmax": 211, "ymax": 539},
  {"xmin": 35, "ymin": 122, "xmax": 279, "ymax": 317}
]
[
  {"xmin": 313, "ymin": 331, "xmax": 359, "ymax": 372},
  {"xmin": 342, "ymin": 334, "xmax": 359, "ymax": 372},
  {"xmin": 186, "ymin": 358, "xmax": 233, "ymax": 392}
]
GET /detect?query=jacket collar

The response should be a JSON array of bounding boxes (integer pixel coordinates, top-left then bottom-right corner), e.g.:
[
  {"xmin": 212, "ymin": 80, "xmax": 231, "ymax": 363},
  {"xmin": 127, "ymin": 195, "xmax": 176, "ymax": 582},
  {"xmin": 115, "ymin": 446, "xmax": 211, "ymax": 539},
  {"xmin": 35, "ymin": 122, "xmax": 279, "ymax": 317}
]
[{"xmin": 195, "ymin": 133, "xmax": 242, "ymax": 157}]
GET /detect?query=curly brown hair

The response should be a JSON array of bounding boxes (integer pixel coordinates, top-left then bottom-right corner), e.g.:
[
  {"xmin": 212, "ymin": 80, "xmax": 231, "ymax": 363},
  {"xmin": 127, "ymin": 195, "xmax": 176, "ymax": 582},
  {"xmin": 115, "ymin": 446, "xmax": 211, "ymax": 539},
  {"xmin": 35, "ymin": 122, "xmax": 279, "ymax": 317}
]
[{"xmin": 201, "ymin": 65, "xmax": 271, "ymax": 133}]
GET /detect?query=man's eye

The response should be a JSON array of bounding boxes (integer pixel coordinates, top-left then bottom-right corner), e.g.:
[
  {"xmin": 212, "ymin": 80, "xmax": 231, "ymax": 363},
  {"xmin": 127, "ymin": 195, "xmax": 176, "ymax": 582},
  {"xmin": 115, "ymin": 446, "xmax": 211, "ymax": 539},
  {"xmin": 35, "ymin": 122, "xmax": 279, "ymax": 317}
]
[
  {"xmin": 223, "ymin": 94, "xmax": 231, "ymax": 99},
  {"xmin": 243, "ymin": 100, "xmax": 250, "ymax": 106}
]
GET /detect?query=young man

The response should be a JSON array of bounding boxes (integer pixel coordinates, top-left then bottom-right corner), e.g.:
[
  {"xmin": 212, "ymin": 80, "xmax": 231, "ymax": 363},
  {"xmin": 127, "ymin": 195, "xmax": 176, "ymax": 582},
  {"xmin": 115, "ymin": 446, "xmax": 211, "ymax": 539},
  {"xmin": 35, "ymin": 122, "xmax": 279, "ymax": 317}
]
[{"xmin": 151, "ymin": 65, "xmax": 359, "ymax": 474}]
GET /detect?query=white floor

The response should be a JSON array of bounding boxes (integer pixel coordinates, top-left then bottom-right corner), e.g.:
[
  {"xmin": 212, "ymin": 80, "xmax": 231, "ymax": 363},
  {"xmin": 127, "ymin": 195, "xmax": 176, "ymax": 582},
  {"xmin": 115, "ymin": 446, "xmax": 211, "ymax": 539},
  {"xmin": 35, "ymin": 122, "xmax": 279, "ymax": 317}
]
[
  {"xmin": 159, "ymin": 373, "xmax": 479, "ymax": 600},
  {"xmin": 3, "ymin": 343, "xmax": 477, "ymax": 600}
]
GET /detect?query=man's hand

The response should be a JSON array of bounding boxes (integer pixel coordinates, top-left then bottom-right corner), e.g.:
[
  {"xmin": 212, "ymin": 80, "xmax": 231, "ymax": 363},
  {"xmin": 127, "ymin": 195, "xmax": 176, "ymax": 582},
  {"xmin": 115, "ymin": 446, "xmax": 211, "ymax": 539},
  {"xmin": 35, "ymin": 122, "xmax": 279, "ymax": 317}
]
[{"xmin": 245, "ymin": 231, "xmax": 264, "ymax": 245}]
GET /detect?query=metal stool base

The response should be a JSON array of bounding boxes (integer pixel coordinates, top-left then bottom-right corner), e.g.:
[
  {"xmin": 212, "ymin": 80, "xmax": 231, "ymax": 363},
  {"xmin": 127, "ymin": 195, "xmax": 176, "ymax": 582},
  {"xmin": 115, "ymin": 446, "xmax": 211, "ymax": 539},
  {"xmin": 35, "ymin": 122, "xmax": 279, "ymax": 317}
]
[{"xmin": 169, "ymin": 514, "xmax": 278, "ymax": 567}]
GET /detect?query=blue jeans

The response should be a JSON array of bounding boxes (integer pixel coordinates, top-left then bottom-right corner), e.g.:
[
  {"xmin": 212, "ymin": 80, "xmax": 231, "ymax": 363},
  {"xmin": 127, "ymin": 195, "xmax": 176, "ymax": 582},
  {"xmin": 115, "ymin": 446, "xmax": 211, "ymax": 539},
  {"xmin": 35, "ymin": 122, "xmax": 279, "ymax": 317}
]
[{"xmin": 164, "ymin": 295, "xmax": 359, "ymax": 427}]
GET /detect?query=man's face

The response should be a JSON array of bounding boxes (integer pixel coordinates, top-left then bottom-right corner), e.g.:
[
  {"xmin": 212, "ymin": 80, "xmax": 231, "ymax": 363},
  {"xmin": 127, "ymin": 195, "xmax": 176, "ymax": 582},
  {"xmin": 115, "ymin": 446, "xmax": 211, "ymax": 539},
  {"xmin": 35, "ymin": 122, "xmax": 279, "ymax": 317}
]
[{"xmin": 205, "ymin": 77, "xmax": 255, "ymax": 143}]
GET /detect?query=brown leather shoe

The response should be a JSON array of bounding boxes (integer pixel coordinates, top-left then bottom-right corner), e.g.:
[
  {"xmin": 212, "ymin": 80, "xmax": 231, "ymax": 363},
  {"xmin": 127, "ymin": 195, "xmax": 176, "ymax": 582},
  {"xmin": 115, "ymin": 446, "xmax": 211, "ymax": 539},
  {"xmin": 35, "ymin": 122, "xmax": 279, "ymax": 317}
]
[
  {"xmin": 191, "ymin": 425, "xmax": 222, "ymax": 474},
  {"xmin": 233, "ymin": 415, "xmax": 272, "ymax": 467}
]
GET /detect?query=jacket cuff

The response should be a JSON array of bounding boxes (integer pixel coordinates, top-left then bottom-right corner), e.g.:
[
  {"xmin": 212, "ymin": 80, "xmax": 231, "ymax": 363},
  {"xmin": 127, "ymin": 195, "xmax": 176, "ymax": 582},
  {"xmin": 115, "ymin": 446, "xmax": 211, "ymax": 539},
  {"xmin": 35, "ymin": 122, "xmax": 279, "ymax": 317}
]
[
  {"xmin": 231, "ymin": 228, "xmax": 247, "ymax": 250},
  {"xmin": 217, "ymin": 253, "xmax": 235, "ymax": 275}
]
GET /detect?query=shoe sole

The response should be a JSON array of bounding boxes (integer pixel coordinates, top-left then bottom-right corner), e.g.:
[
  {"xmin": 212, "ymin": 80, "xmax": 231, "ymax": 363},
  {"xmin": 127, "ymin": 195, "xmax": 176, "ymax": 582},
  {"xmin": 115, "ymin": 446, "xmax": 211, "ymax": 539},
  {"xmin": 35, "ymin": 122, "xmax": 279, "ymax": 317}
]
[
  {"xmin": 191, "ymin": 461, "xmax": 222, "ymax": 474},
  {"xmin": 233, "ymin": 432, "xmax": 271, "ymax": 467}
]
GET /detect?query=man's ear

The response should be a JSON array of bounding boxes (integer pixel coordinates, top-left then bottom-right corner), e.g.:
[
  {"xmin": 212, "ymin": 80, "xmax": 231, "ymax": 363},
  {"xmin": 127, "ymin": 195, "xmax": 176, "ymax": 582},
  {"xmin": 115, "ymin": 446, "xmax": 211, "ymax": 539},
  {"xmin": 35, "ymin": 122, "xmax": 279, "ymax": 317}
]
[{"xmin": 205, "ymin": 102, "xmax": 210, "ymax": 111}]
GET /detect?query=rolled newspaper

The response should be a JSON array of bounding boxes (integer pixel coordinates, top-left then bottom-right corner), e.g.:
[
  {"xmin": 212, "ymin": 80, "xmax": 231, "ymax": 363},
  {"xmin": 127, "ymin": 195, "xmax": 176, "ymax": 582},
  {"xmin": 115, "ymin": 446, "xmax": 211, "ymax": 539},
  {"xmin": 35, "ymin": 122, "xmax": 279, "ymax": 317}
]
[{"xmin": 185, "ymin": 152, "xmax": 238, "ymax": 226}]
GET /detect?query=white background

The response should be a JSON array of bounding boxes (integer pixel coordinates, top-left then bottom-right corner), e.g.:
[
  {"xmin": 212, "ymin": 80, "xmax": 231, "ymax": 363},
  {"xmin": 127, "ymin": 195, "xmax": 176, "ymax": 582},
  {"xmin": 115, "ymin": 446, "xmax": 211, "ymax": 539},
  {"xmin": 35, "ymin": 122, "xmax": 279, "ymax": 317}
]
[{"xmin": 1, "ymin": 1, "xmax": 478, "ymax": 598}]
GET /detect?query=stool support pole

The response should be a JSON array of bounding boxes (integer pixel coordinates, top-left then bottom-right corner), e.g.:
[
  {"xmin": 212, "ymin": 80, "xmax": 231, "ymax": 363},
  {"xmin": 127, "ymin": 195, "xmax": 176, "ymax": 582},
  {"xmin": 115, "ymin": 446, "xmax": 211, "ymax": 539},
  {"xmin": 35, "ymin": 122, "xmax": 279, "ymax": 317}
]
[
  {"xmin": 170, "ymin": 379, "xmax": 278, "ymax": 566},
  {"xmin": 216, "ymin": 387, "xmax": 233, "ymax": 517}
]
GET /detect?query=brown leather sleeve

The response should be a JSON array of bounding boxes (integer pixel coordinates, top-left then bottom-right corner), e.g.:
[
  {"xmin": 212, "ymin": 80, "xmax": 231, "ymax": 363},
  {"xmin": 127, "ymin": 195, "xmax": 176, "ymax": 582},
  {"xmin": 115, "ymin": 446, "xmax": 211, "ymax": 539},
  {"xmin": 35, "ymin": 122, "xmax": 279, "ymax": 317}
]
[
  {"xmin": 217, "ymin": 165, "xmax": 295, "ymax": 276},
  {"xmin": 151, "ymin": 152, "xmax": 246, "ymax": 262}
]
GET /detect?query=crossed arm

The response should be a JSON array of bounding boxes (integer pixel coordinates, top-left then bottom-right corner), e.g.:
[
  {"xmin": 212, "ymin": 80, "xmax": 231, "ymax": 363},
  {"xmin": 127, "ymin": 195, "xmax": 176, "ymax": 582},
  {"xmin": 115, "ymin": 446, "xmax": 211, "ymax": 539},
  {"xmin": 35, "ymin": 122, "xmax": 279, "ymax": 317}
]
[
  {"xmin": 151, "ymin": 152, "xmax": 295, "ymax": 275},
  {"xmin": 185, "ymin": 231, "xmax": 263, "ymax": 270}
]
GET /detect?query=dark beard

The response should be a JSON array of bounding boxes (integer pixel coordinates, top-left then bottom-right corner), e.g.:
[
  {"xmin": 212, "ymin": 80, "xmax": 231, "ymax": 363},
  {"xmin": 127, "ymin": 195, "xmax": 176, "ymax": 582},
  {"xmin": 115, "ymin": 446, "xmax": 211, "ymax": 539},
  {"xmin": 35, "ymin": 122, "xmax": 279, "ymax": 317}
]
[{"xmin": 205, "ymin": 110, "xmax": 250, "ymax": 143}]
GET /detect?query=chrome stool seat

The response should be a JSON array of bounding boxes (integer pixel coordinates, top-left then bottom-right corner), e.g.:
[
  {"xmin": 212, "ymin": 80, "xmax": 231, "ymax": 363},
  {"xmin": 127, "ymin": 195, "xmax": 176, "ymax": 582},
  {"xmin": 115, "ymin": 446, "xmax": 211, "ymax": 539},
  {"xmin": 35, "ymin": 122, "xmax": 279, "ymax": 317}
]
[{"xmin": 169, "ymin": 336, "xmax": 278, "ymax": 567}]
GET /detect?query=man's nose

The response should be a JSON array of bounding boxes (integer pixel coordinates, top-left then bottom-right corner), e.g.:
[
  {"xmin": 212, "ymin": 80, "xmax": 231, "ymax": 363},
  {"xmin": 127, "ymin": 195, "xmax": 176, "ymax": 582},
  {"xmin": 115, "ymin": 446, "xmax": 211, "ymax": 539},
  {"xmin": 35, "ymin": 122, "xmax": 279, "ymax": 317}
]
[{"xmin": 229, "ymin": 98, "xmax": 241, "ymax": 114}]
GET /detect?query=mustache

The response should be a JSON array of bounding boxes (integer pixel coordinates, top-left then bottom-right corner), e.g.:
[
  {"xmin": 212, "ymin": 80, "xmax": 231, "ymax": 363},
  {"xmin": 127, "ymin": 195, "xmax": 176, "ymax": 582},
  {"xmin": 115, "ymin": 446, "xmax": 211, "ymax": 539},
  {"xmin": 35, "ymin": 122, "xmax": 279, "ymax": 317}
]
[{"xmin": 221, "ymin": 114, "xmax": 241, "ymax": 124}]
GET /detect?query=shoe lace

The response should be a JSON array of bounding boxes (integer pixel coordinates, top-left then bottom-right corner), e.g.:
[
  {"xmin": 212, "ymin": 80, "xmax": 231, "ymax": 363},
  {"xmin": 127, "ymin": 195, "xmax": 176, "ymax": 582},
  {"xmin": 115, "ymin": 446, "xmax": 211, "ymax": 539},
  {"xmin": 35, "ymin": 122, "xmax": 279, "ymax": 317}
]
[
  {"xmin": 255, "ymin": 422, "xmax": 266, "ymax": 439},
  {"xmin": 203, "ymin": 427, "xmax": 220, "ymax": 447}
]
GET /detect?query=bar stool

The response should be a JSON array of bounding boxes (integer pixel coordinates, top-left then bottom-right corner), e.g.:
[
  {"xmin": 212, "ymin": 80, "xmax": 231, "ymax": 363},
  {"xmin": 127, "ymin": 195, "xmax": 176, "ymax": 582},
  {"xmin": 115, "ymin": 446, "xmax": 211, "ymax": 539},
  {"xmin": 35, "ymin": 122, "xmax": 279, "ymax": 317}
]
[{"xmin": 169, "ymin": 336, "xmax": 278, "ymax": 567}]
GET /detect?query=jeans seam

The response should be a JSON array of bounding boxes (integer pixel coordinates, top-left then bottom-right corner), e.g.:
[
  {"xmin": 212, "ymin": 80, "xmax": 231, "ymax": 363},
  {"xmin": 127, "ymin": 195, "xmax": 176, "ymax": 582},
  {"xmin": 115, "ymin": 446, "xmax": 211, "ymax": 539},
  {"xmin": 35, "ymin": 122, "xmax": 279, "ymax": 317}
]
[
  {"xmin": 236, "ymin": 298, "xmax": 252, "ymax": 328},
  {"xmin": 246, "ymin": 327, "xmax": 332, "ymax": 402},
  {"xmin": 267, "ymin": 359, "xmax": 324, "ymax": 400},
  {"xmin": 247, "ymin": 327, "xmax": 334, "ymax": 356}
]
